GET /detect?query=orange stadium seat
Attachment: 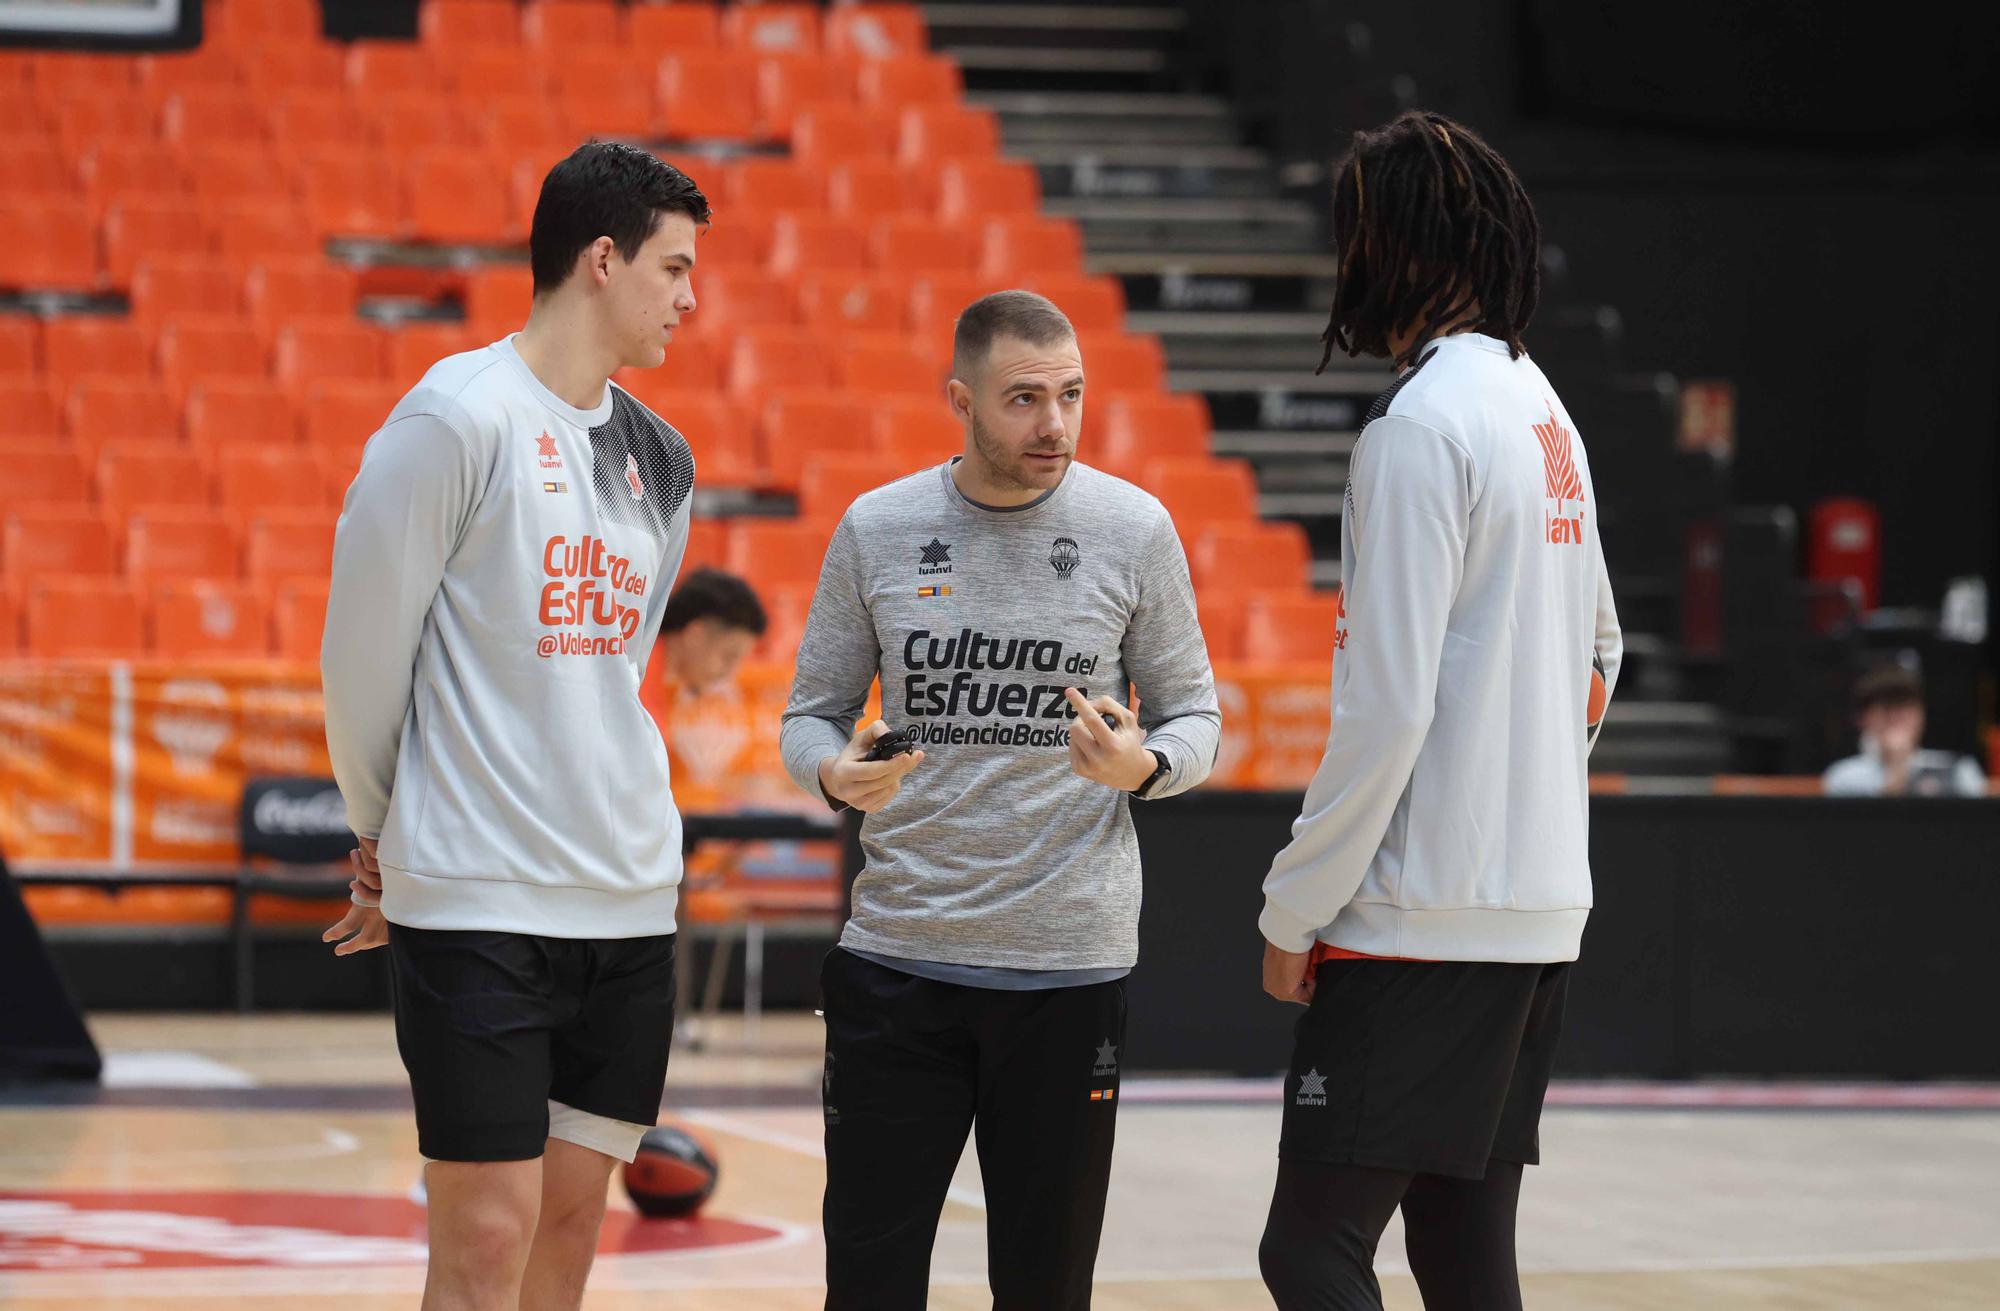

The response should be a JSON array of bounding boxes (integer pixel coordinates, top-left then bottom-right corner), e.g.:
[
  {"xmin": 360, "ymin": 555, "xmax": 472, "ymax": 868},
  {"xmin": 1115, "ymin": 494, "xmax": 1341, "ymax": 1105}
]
[
  {"xmin": 799, "ymin": 454, "xmax": 908, "ymax": 524},
  {"xmin": 463, "ymin": 264, "xmax": 535, "ymax": 338},
  {"xmin": 552, "ymin": 67, "xmax": 658, "ymax": 140},
  {"xmin": 682, "ymin": 516, "xmax": 729, "ymax": 573},
  {"xmin": 1025, "ymin": 274, "xmax": 1126, "ymax": 333},
  {"xmin": 76, "ymin": 144, "xmax": 188, "ymax": 216},
  {"xmin": 238, "ymin": 42, "xmax": 346, "ymax": 96},
  {"xmin": 302, "ymin": 151, "xmax": 407, "ymax": 238},
  {"xmin": 0, "ymin": 376, "xmax": 63, "ymax": 437},
  {"xmin": 755, "ymin": 582, "xmax": 813, "ymax": 663},
  {"xmin": 302, "ymin": 380, "xmax": 404, "ymax": 455},
  {"xmin": 937, "ymin": 160, "xmax": 1040, "ymax": 219},
  {"xmin": 33, "ymin": 53, "xmax": 134, "ymax": 95},
  {"xmin": 0, "ymin": 144, "xmax": 73, "ymax": 195},
  {"xmin": 728, "ymin": 159, "xmax": 826, "ymax": 214},
  {"xmin": 658, "ymin": 54, "xmax": 760, "ymax": 142},
  {"xmin": 792, "ymin": 106, "xmax": 900, "ymax": 162},
  {"xmin": 826, "ymin": 157, "xmax": 934, "ymax": 216},
  {"xmin": 908, "ymin": 273, "xmax": 994, "ymax": 337},
  {"xmin": 1098, "ymin": 393, "xmax": 1210, "ymax": 477},
  {"xmin": 406, "ymin": 155, "xmax": 514, "ymax": 244},
  {"xmin": 347, "ymin": 41, "xmax": 444, "ymax": 97},
  {"xmin": 449, "ymin": 45, "xmax": 540, "ymax": 99},
  {"xmin": 274, "ymin": 319, "xmax": 384, "ymax": 393},
  {"xmin": 130, "ymin": 256, "xmax": 243, "ymax": 329},
  {"xmin": 1193, "ymin": 521, "xmax": 1312, "ymax": 595},
  {"xmin": 871, "ymin": 219, "xmax": 977, "ymax": 275},
  {"xmin": 135, "ymin": 50, "xmax": 241, "ymax": 100},
  {"xmin": 421, "ymin": 0, "xmax": 519, "ymax": 47},
  {"xmin": 769, "ymin": 213, "xmax": 872, "ymax": 277},
  {"xmin": 25, "ymin": 577, "xmax": 144, "ymax": 657},
  {"xmin": 185, "ymin": 380, "xmax": 298, "ymax": 452},
  {"xmin": 126, "ymin": 509, "xmax": 242, "ymax": 582},
  {"xmin": 1243, "ymin": 591, "xmax": 1343, "ymax": 664},
  {"xmin": 66, "ymin": 380, "xmax": 179, "ymax": 450},
  {"xmin": 212, "ymin": 204, "xmax": 322, "ymax": 264},
  {"xmin": 4, "ymin": 442, "xmax": 90, "ymax": 508},
  {"xmin": 211, "ymin": 0, "xmax": 318, "ymax": 46},
  {"xmin": 826, "ymin": 5, "xmax": 929, "ymax": 59},
  {"xmin": 268, "ymin": 92, "xmax": 373, "ymax": 154},
  {"xmin": 760, "ymin": 393, "xmax": 876, "ymax": 490},
  {"xmin": 981, "ymin": 217, "xmax": 1085, "ymax": 280},
  {"xmin": 659, "ymin": 395, "xmax": 760, "ymax": 487},
  {"xmin": 899, "ymin": 105, "xmax": 1000, "ymax": 164},
  {"xmin": 48, "ymin": 97, "xmax": 156, "ymax": 160},
  {"xmin": 384, "ymin": 324, "xmax": 482, "ymax": 385},
  {"xmin": 690, "ymin": 206, "xmax": 775, "ymax": 269},
  {"xmin": 837, "ymin": 339, "xmax": 942, "ymax": 396},
  {"xmin": 760, "ymin": 58, "xmax": 857, "ymax": 139},
  {"xmin": 0, "ymin": 318, "xmax": 40, "ymax": 374},
  {"xmin": 799, "ymin": 275, "xmax": 911, "ymax": 333},
  {"xmin": 162, "ymin": 89, "xmax": 268, "ymax": 148},
  {"xmin": 0, "ymin": 199, "xmax": 99, "ymax": 289},
  {"xmin": 101, "ymin": 195, "xmax": 212, "ymax": 285},
  {"xmin": 615, "ymin": 339, "xmax": 726, "ymax": 400},
  {"xmin": 157, "ymin": 316, "xmax": 267, "ymax": 395},
  {"xmin": 696, "ymin": 269, "xmax": 798, "ymax": 331},
  {"xmin": 151, "ymin": 580, "xmax": 270, "ymax": 657},
  {"xmin": 479, "ymin": 97, "xmax": 570, "ymax": 160},
  {"xmin": 876, "ymin": 398, "xmax": 961, "ymax": 466},
  {"xmin": 729, "ymin": 329, "xmax": 834, "ymax": 394},
  {"xmin": 213, "ymin": 443, "xmax": 333, "ymax": 511},
  {"xmin": 367, "ymin": 93, "xmax": 475, "ymax": 157},
  {"xmin": 1141, "ymin": 457, "xmax": 1260, "ymax": 535},
  {"xmin": 857, "ymin": 54, "xmax": 960, "ymax": 107},
  {"xmin": 626, "ymin": 3, "xmax": 723, "ymax": 56},
  {"xmin": 273, "ymin": 579, "xmax": 331, "ymax": 661},
  {"xmin": 522, "ymin": 1, "xmax": 619, "ymax": 48},
  {"xmin": 246, "ymin": 260, "xmax": 359, "ymax": 337},
  {"xmin": 0, "ymin": 587, "xmax": 16, "ymax": 655},
  {"xmin": 723, "ymin": 3, "xmax": 820, "ymax": 53},
  {"xmin": 96, "ymin": 442, "xmax": 211, "ymax": 517},
  {"xmin": 729, "ymin": 518, "xmax": 842, "ymax": 590},
  {"xmin": 41, "ymin": 317, "xmax": 148, "ymax": 388},
  {"xmin": 244, "ymin": 510, "xmax": 337, "ymax": 584},
  {"xmin": 4, "ymin": 507, "xmax": 118, "ymax": 581},
  {"xmin": 1081, "ymin": 334, "xmax": 1167, "ymax": 393}
]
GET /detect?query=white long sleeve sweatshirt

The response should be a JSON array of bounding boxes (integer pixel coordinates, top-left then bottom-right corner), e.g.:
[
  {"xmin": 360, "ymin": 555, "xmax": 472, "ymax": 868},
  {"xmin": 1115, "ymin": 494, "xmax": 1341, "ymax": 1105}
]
[
  {"xmin": 322, "ymin": 338, "xmax": 693, "ymax": 938},
  {"xmin": 1258, "ymin": 333, "xmax": 1622, "ymax": 963}
]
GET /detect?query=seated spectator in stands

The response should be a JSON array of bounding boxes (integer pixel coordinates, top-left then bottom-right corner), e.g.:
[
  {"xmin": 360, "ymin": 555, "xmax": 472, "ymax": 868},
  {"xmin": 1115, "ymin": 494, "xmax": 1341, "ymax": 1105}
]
[
  {"xmin": 657, "ymin": 567, "xmax": 766, "ymax": 695},
  {"xmin": 1823, "ymin": 664, "xmax": 1985, "ymax": 797}
]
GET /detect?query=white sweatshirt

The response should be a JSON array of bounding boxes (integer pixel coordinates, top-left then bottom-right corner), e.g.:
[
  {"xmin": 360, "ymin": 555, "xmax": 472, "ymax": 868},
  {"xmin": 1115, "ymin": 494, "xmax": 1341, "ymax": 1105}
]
[
  {"xmin": 323, "ymin": 338, "xmax": 694, "ymax": 938},
  {"xmin": 1259, "ymin": 333, "xmax": 1622, "ymax": 963}
]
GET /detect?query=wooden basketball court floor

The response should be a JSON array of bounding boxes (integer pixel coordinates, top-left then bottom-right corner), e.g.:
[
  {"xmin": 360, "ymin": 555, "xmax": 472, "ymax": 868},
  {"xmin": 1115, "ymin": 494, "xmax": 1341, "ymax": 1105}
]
[{"xmin": 3, "ymin": 1013, "xmax": 1997, "ymax": 1309}]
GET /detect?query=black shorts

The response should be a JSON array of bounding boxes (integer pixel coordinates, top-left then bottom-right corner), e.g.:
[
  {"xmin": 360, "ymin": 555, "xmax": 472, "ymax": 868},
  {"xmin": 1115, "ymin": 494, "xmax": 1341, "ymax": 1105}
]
[
  {"xmin": 389, "ymin": 925, "xmax": 677, "ymax": 1163},
  {"xmin": 1278, "ymin": 958, "xmax": 1568, "ymax": 1180}
]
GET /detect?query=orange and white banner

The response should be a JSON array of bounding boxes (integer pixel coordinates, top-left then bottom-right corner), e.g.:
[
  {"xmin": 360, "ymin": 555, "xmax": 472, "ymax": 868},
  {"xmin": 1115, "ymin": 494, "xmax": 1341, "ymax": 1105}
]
[{"xmin": 0, "ymin": 658, "xmax": 1335, "ymax": 870}]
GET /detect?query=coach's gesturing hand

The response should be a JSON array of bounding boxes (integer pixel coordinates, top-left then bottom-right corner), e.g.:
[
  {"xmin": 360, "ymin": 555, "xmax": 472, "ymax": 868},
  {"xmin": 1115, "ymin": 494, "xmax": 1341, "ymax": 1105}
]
[
  {"xmin": 1064, "ymin": 689, "xmax": 1155, "ymax": 790},
  {"xmin": 819, "ymin": 720, "xmax": 927, "ymax": 813}
]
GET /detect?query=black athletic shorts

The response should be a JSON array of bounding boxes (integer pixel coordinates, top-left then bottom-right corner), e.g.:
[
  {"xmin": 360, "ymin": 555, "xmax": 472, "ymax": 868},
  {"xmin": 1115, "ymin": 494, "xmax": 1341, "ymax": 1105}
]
[
  {"xmin": 1277, "ymin": 957, "xmax": 1569, "ymax": 1180},
  {"xmin": 389, "ymin": 925, "xmax": 677, "ymax": 1163}
]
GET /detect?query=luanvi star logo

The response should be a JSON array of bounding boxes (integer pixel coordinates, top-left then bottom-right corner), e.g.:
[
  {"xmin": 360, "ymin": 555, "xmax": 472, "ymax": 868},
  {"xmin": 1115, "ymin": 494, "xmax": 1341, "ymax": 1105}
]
[
  {"xmin": 1093, "ymin": 1039, "xmax": 1118, "ymax": 1077},
  {"xmin": 1295, "ymin": 1068, "xmax": 1328, "ymax": 1107},
  {"xmin": 918, "ymin": 538, "xmax": 953, "ymax": 577}
]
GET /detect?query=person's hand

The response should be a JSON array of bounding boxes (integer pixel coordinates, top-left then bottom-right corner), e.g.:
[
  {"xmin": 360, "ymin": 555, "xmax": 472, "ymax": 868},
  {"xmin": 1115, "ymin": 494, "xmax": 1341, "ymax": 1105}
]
[
  {"xmin": 1263, "ymin": 940, "xmax": 1315, "ymax": 1006},
  {"xmin": 323, "ymin": 901, "xmax": 388, "ymax": 956},
  {"xmin": 350, "ymin": 835, "xmax": 382, "ymax": 896},
  {"xmin": 1064, "ymin": 688, "xmax": 1153, "ymax": 790},
  {"xmin": 817, "ymin": 720, "xmax": 926, "ymax": 813}
]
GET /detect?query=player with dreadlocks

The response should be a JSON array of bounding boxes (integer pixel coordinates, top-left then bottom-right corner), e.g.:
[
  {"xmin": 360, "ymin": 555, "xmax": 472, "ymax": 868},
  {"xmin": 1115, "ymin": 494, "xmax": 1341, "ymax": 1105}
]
[{"xmin": 1253, "ymin": 110, "xmax": 1622, "ymax": 1310}]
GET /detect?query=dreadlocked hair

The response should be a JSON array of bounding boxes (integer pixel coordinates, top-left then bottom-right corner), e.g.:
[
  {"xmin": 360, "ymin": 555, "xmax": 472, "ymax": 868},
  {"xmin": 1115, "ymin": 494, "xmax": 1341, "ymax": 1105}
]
[{"xmin": 1317, "ymin": 110, "xmax": 1541, "ymax": 374}]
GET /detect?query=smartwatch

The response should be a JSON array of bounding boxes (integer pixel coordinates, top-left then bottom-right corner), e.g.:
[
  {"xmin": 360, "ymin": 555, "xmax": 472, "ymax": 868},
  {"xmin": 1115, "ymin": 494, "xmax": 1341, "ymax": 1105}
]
[{"xmin": 1131, "ymin": 750, "xmax": 1172, "ymax": 800}]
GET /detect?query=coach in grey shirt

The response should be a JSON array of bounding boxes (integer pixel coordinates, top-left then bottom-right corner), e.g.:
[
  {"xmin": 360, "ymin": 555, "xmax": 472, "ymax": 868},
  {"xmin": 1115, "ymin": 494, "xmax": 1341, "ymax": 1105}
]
[{"xmin": 781, "ymin": 290, "xmax": 1220, "ymax": 1310}]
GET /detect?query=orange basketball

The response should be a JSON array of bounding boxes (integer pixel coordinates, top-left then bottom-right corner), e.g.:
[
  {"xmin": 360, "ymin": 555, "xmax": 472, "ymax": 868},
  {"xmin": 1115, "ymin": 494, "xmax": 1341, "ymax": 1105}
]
[
  {"xmin": 622, "ymin": 1123, "xmax": 719, "ymax": 1218},
  {"xmin": 1587, "ymin": 651, "xmax": 1609, "ymax": 730}
]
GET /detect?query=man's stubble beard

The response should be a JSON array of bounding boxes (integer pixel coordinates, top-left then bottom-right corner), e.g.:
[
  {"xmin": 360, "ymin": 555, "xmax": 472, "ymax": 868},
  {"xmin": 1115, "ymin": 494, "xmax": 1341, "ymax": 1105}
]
[{"xmin": 969, "ymin": 410, "xmax": 1066, "ymax": 492}]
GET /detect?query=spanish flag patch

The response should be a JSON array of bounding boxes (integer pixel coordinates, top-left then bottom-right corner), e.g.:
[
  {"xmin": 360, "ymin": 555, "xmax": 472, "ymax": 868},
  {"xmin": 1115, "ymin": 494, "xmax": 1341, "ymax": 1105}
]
[
  {"xmin": 917, "ymin": 585, "xmax": 951, "ymax": 598},
  {"xmin": 1089, "ymin": 1088, "xmax": 1116, "ymax": 1102},
  {"xmin": 542, "ymin": 481, "xmax": 567, "ymax": 493}
]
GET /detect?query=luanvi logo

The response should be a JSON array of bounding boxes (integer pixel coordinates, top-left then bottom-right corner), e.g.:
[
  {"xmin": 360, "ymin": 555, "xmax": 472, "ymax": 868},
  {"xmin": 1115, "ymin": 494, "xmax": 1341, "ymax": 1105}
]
[
  {"xmin": 1093, "ymin": 1039, "xmax": 1118, "ymax": 1077},
  {"xmin": 918, "ymin": 538, "xmax": 953, "ymax": 576},
  {"xmin": 1295, "ymin": 1068, "xmax": 1328, "ymax": 1107},
  {"xmin": 1534, "ymin": 404, "xmax": 1587, "ymax": 545}
]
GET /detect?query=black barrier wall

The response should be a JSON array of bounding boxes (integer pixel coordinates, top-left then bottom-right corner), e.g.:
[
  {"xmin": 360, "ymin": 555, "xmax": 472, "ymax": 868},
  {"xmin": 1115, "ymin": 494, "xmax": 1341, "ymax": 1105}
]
[{"xmin": 1124, "ymin": 793, "xmax": 2000, "ymax": 1079}]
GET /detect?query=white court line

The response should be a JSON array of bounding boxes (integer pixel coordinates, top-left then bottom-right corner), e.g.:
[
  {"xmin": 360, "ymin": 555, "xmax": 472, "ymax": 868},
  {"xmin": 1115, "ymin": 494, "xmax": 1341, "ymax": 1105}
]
[
  {"xmin": 0, "ymin": 1126, "xmax": 359, "ymax": 1170},
  {"xmin": 680, "ymin": 1109, "xmax": 988, "ymax": 1212},
  {"xmin": 100, "ymin": 1051, "xmax": 257, "ymax": 1090}
]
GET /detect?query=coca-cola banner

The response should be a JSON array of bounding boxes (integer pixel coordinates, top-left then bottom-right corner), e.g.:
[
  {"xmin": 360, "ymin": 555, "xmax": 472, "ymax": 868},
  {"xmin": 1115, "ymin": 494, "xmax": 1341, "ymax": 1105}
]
[{"xmin": 240, "ymin": 777, "xmax": 354, "ymax": 865}]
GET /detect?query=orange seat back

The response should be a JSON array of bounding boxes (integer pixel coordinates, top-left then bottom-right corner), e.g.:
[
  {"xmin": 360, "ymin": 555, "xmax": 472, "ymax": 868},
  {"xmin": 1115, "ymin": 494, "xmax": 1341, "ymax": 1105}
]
[{"xmin": 151, "ymin": 580, "xmax": 270, "ymax": 657}]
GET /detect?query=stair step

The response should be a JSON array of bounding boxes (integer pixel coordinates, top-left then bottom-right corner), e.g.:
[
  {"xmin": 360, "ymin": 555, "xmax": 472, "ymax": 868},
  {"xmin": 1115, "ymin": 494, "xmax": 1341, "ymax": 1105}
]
[
  {"xmin": 969, "ymin": 91, "xmax": 1229, "ymax": 118},
  {"xmin": 1212, "ymin": 430, "xmax": 1359, "ymax": 460},
  {"xmin": 1117, "ymin": 270, "xmax": 1336, "ymax": 314},
  {"xmin": 1001, "ymin": 116, "xmax": 1241, "ymax": 147},
  {"xmin": 947, "ymin": 45, "xmax": 1171, "ymax": 74},
  {"xmin": 1089, "ymin": 251, "xmax": 1344, "ymax": 277},
  {"xmin": 1037, "ymin": 157, "xmax": 1279, "ymax": 201},
  {"xmin": 925, "ymin": 4, "xmax": 1187, "ymax": 33}
]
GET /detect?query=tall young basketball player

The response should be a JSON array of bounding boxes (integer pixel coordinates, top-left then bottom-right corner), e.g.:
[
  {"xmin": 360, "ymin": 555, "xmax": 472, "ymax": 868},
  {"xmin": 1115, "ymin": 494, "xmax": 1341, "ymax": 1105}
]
[
  {"xmin": 319, "ymin": 142, "xmax": 707, "ymax": 1311},
  {"xmin": 1254, "ymin": 112, "xmax": 1623, "ymax": 1311},
  {"xmin": 782, "ymin": 290, "xmax": 1223, "ymax": 1310}
]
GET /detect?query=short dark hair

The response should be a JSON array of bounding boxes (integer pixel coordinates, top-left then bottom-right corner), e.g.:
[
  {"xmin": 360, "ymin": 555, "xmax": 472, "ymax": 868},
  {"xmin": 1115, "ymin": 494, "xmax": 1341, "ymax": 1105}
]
[
  {"xmin": 951, "ymin": 290, "xmax": 1075, "ymax": 380},
  {"xmin": 1853, "ymin": 663, "xmax": 1923, "ymax": 713},
  {"xmin": 1318, "ymin": 110, "xmax": 1540, "ymax": 372},
  {"xmin": 529, "ymin": 142, "xmax": 711, "ymax": 295},
  {"xmin": 660, "ymin": 567, "xmax": 766, "ymax": 637}
]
